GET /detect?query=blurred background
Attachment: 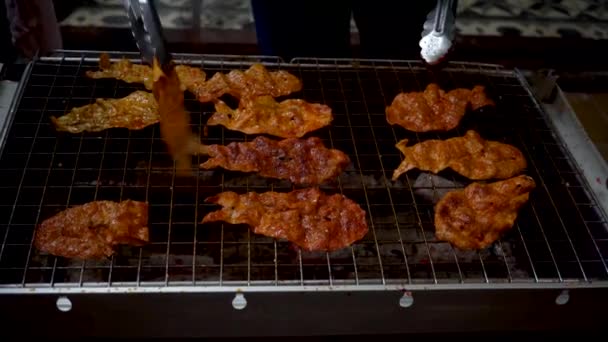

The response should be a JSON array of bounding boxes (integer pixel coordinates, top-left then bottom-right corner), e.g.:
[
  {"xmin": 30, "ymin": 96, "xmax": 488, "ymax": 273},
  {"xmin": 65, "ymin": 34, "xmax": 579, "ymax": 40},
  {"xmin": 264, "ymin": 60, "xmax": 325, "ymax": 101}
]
[{"xmin": 46, "ymin": 0, "xmax": 608, "ymax": 68}]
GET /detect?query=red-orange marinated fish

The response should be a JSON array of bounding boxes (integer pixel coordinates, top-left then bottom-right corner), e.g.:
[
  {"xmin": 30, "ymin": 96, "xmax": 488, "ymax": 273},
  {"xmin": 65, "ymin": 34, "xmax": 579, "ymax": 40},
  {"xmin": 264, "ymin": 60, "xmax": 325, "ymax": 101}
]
[
  {"xmin": 86, "ymin": 53, "xmax": 207, "ymax": 94},
  {"xmin": 386, "ymin": 83, "xmax": 494, "ymax": 132},
  {"xmin": 152, "ymin": 61, "xmax": 201, "ymax": 174},
  {"xmin": 200, "ymin": 136, "xmax": 350, "ymax": 185},
  {"xmin": 35, "ymin": 200, "xmax": 149, "ymax": 259},
  {"xmin": 435, "ymin": 175, "xmax": 536, "ymax": 250},
  {"xmin": 51, "ymin": 90, "xmax": 158, "ymax": 133},
  {"xmin": 202, "ymin": 188, "xmax": 368, "ymax": 251},
  {"xmin": 86, "ymin": 54, "xmax": 301, "ymax": 102},
  {"xmin": 195, "ymin": 63, "xmax": 302, "ymax": 102},
  {"xmin": 393, "ymin": 130, "xmax": 526, "ymax": 181},
  {"xmin": 208, "ymin": 95, "xmax": 332, "ymax": 138}
]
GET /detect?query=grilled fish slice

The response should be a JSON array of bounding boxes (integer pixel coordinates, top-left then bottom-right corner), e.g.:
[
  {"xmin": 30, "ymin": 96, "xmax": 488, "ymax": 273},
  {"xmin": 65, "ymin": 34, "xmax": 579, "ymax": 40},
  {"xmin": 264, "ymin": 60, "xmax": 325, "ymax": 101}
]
[
  {"xmin": 86, "ymin": 53, "xmax": 207, "ymax": 94},
  {"xmin": 195, "ymin": 63, "xmax": 302, "ymax": 102},
  {"xmin": 35, "ymin": 200, "xmax": 149, "ymax": 259},
  {"xmin": 51, "ymin": 90, "xmax": 158, "ymax": 133},
  {"xmin": 152, "ymin": 61, "xmax": 201, "ymax": 174},
  {"xmin": 199, "ymin": 136, "xmax": 350, "ymax": 185},
  {"xmin": 435, "ymin": 175, "xmax": 536, "ymax": 250},
  {"xmin": 393, "ymin": 130, "xmax": 526, "ymax": 181},
  {"xmin": 202, "ymin": 188, "xmax": 368, "ymax": 252},
  {"xmin": 87, "ymin": 54, "xmax": 301, "ymax": 102},
  {"xmin": 386, "ymin": 83, "xmax": 494, "ymax": 132}
]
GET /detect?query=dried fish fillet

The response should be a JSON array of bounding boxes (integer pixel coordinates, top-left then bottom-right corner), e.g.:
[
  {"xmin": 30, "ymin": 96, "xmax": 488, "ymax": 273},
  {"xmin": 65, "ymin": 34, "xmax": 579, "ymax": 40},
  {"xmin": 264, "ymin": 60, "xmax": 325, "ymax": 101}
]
[
  {"xmin": 86, "ymin": 53, "xmax": 207, "ymax": 94},
  {"xmin": 435, "ymin": 175, "xmax": 536, "ymax": 250},
  {"xmin": 393, "ymin": 130, "xmax": 526, "ymax": 181},
  {"xmin": 202, "ymin": 188, "xmax": 368, "ymax": 252},
  {"xmin": 51, "ymin": 90, "xmax": 158, "ymax": 133},
  {"xmin": 86, "ymin": 54, "xmax": 301, "ymax": 102},
  {"xmin": 195, "ymin": 63, "xmax": 302, "ymax": 102},
  {"xmin": 152, "ymin": 61, "xmax": 201, "ymax": 174},
  {"xmin": 386, "ymin": 83, "xmax": 494, "ymax": 132},
  {"xmin": 208, "ymin": 95, "xmax": 332, "ymax": 138},
  {"xmin": 35, "ymin": 200, "xmax": 149, "ymax": 259},
  {"xmin": 200, "ymin": 136, "xmax": 350, "ymax": 185}
]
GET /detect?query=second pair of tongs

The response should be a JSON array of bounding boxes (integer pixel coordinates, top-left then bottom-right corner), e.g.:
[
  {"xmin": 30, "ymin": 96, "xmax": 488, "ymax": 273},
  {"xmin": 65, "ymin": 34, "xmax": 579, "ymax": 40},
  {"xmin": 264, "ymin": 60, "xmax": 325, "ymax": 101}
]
[
  {"xmin": 420, "ymin": 0, "xmax": 456, "ymax": 65},
  {"xmin": 124, "ymin": 0, "xmax": 200, "ymax": 174}
]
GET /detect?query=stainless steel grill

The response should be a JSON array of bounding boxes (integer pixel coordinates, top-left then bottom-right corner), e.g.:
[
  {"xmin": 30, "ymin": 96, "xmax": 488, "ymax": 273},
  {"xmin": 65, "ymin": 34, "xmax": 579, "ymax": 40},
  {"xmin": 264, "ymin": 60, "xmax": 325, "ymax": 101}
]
[{"xmin": 0, "ymin": 50, "xmax": 607, "ymax": 293}]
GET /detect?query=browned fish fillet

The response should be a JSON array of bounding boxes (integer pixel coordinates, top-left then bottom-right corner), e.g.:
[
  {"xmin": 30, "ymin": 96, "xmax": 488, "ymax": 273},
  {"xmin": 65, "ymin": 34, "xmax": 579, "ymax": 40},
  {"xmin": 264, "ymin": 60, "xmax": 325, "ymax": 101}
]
[
  {"xmin": 393, "ymin": 130, "xmax": 526, "ymax": 181},
  {"xmin": 86, "ymin": 54, "xmax": 301, "ymax": 102},
  {"xmin": 152, "ymin": 61, "xmax": 201, "ymax": 174},
  {"xmin": 51, "ymin": 90, "xmax": 158, "ymax": 133},
  {"xmin": 208, "ymin": 95, "xmax": 332, "ymax": 138},
  {"xmin": 386, "ymin": 83, "xmax": 495, "ymax": 132},
  {"xmin": 435, "ymin": 175, "xmax": 536, "ymax": 250},
  {"xmin": 200, "ymin": 136, "xmax": 350, "ymax": 185},
  {"xmin": 34, "ymin": 200, "xmax": 149, "ymax": 259},
  {"xmin": 196, "ymin": 63, "xmax": 302, "ymax": 102},
  {"xmin": 86, "ymin": 53, "xmax": 207, "ymax": 94},
  {"xmin": 202, "ymin": 188, "xmax": 368, "ymax": 252}
]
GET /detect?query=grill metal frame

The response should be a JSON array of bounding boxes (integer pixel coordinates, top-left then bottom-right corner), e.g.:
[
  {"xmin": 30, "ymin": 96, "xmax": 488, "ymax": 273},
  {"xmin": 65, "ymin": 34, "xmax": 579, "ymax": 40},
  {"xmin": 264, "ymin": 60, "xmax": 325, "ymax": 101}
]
[{"xmin": 0, "ymin": 50, "xmax": 607, "ymax": 294}]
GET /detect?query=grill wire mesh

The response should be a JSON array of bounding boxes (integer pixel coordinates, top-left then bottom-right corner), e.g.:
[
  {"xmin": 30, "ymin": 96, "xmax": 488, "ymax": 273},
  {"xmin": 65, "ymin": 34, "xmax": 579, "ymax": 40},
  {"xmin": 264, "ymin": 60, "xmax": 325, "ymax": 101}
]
[{"xmin": 0, "ymin": 51, "xmax": 607, "ymax": 290}]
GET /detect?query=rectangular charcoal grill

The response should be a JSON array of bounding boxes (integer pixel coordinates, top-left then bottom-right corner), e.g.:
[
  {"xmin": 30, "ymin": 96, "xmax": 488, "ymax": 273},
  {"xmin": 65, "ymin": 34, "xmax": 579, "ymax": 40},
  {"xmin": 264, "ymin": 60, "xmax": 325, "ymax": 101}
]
[{"xmin": 0, "ymin": 50, "xmax": 607, "ymax": 337}]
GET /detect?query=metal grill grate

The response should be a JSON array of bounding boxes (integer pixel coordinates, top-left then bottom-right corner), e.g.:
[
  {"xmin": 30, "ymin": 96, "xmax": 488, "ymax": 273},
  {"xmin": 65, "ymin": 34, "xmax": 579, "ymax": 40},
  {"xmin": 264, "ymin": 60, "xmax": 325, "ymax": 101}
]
[{"xmin": 0, "ymin": 51, "xmax": 607, "ymax": 292}]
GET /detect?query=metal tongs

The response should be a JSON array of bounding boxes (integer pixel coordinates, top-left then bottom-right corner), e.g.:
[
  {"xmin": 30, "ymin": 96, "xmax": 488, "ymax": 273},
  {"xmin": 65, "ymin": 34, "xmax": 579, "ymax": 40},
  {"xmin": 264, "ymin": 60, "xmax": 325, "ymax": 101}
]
[
  {"xmin": 124, "ymin": 0, "xmax": 171, "ymax": 69},
  {"xmin": 124, "ymin": 0, "xmax": 199, "ymax": 175},
  {"xmin": 419, "ymin": 0, "xmax": 456, "ymax": 65}
]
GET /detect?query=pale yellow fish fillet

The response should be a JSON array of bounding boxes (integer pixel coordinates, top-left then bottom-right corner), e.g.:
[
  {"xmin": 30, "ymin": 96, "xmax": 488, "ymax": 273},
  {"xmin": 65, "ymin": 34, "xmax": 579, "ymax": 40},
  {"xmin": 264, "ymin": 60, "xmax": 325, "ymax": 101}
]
[
  {"xmin": 86, "ymin": 53, "xmax": 206, "ymax": 94},
  {"xmin": 51, "ymin": 90, "xmax": 158, "ymax": 133},
  {"xmin": 86, "ymin": 54, "xmax": 302, "ymax": 103}
]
